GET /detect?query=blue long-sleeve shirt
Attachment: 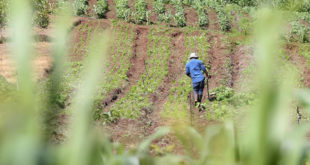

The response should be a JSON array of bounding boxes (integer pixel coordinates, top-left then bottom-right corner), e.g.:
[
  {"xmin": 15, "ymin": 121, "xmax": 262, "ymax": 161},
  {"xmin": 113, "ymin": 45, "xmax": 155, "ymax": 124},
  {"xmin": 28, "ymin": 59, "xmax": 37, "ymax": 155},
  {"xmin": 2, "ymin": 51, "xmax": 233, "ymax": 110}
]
[{"xmin": 186, "ymin": 59, "xmax": 206, "ymax": 83}]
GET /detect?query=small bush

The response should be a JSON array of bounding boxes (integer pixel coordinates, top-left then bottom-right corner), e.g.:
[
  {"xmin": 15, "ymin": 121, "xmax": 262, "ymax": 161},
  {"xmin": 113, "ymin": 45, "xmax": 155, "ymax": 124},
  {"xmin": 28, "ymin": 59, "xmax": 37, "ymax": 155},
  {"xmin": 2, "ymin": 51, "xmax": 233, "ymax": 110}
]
[
  {"xmin": 154, "ymin": 0, "xmax": 165, "ymax": 14},
  {"xmin": 197, "ymin": 8, "xmax": 208, "ymax": 27},
  {"xmin": 216, "ymin": 7, "xmax": 231, "ymax": 31},
  {"xmin": 115, "ymin": 0, "xmax": 131, "ymax": 21},
  {"xmin": 32, "ymin": 0, "xmax": 50, "ymax": 28},
  {"xmin": 134, "ymin": 0, "xmax": 147, "ymax": 24},
  {"xmin": 158, "ymin": 11, "xmax": 172, "ymax": 23},
  {"xmin": 94, "ymin": 0, "xmax": 108, "ymax": 18},
  {"xmin": 210, "ymin": 85, "xmax": 234, "ymax": 101},
  {"xmin": 289, "ymin": 21, "xmax": 310, "ymax": 43},
  {"xmin": 74, "ymin": 0, "xmax": 88, "ymax": 16},
  {"xmin": 173, "ymin": 0, "xmax": 186, "ymax": 27}
]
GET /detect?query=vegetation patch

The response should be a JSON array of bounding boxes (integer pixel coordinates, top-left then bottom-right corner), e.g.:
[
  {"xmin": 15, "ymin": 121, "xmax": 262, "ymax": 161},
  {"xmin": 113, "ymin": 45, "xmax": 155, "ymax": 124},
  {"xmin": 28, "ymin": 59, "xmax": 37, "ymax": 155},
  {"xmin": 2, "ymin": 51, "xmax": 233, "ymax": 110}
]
[
  {"xmin": 94, "ymin": 0, "xmax": 108, "ymax": 18},
  {"xmin": 108, "ymin": 28, "xmax": 171, "ymax": 120},
  {"xmin": 172, "ymin": 0, "xmax": 186, "ymax": 27},
  {"xmin": 133, "ymin": 0, "xmax": 147, "ymax": 24},
  {"xmin": 74, "ymin": 0, "xmax": 89, "ymax": 16},
  {"xmin": 115, "ymin": 0, "xmax": 131, "ymax": 21}
]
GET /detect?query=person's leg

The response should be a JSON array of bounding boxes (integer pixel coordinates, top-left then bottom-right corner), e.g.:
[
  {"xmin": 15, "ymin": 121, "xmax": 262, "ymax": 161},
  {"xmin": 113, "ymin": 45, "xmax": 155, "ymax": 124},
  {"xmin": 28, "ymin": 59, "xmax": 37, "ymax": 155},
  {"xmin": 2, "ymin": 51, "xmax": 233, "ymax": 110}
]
[
  {"xmin": 193, "ymin": 82, "xmax": 199, "ymax": 106},
  {"xmin": 198, "ymin": 80, "xmax": 205, "ymax": 110},
  {"xmin": 198, "ymin": 80, "xmax": 205, "ymax": 103}
]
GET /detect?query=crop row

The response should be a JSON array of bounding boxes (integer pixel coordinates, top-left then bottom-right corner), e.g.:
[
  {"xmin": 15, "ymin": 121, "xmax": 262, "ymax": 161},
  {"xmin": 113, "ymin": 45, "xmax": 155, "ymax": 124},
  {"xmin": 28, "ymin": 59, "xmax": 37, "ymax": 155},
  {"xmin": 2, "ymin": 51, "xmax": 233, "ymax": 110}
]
[
  {"xmin": 94, "ymin": 22, "xmax": 134, "ymax": 121},
  {"xmin": 192, "ymin": 0, "xmax": 208, "ymax": 28},
  {"xmin": 108, "ymin": 28, "xmax": 171, "ymax": 120},
  {"xmin": 72, "ymin": 22, "xmax": 100, "ymax": 60},
  {"xmin": 206, "ymin": 0, "xmax": 231, "ymax": 31}
]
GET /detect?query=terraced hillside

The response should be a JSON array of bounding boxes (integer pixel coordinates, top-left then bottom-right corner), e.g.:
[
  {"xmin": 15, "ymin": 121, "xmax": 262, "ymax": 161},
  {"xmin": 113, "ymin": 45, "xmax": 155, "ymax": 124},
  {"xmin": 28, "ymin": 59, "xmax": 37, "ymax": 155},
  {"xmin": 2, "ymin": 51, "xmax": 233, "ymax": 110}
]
[{"xmin": 2, "ymin": 0, "xmax": 310, "ymax": 150}]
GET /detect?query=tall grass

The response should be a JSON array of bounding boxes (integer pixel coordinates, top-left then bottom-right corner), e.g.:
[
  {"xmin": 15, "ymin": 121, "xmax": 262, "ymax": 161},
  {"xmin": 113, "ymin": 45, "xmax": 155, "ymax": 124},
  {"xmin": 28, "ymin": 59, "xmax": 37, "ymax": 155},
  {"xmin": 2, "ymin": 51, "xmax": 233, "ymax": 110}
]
[{"xmin": 0, "ymin": 0, "xmax": 310, "ymax": 165}]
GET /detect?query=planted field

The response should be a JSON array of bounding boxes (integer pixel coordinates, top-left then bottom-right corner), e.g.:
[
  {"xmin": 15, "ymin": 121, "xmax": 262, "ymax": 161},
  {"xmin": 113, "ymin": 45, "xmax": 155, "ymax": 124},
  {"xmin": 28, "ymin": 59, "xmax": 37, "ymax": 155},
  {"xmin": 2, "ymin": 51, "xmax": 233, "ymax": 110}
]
[{"xmin": 3, "ymin": 0, "xmax": 310, "ymax": 164}]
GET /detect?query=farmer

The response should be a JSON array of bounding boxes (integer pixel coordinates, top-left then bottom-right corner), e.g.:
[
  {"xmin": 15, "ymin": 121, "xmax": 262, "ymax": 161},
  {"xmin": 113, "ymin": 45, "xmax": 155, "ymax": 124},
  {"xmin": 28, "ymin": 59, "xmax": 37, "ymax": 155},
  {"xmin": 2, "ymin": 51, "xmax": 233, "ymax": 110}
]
[{"xmin": 186, "ymin": 53, "xmax": 209, "ymax": 107}]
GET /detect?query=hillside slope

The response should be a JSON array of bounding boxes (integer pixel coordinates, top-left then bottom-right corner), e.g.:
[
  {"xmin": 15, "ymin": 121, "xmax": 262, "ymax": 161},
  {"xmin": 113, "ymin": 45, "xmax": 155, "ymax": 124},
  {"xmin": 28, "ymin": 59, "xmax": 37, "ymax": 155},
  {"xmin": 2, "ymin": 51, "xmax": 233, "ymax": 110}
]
[{"xmin": 1, "ymin": 0, "xmax": 310, "ymax": 150}]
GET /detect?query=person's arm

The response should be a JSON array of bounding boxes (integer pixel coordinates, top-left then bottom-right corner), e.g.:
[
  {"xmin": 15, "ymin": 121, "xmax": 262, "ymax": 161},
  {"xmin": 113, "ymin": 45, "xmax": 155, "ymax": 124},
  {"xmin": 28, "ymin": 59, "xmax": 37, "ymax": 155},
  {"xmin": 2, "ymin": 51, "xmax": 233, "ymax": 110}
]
[
  {"xmin": 200, "ymin": 61, "xmax": 209, "ymax": 78},
  {"xmin": 186, "ymin": 65, "xmax": 191, "ymax": 78}
]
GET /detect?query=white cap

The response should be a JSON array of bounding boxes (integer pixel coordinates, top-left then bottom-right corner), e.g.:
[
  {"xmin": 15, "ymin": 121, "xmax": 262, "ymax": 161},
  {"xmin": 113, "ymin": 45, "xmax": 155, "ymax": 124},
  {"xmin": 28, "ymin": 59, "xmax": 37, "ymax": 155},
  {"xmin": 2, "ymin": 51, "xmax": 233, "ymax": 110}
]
[{"xmin": 189, "ymin": 53, "xmax": 198, "ymax": 59}]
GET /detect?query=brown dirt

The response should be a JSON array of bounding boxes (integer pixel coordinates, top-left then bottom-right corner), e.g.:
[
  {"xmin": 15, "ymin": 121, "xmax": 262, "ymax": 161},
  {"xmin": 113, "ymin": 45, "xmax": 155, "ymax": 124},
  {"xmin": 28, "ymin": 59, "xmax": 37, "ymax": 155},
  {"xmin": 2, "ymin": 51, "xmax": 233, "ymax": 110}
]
[
  {"xmin": 0, "ymin": 43, "xmax": 52, "ymax": 83},
  {"xmin": 69, "ymin": 18, "xmax": 110, "ymax": 61},
  {"xmin": 88, "ymin": 0, "xmax": 97, "ymax": 16},
  {"xmin": 106, "ymin": 0, "xmax": 117, "ymax": 19},
  {"xmin": 207, "ymin": 8, "xmax": 220, "ymax": 31},
  {"xmin": 206, "ymin": 33, "xmax": 231, "ymax": 89},
  {"xmin": 184, "ymin": 6, "xmax": 198, "ymax": 27},
  {"xmin": 231, "ymin": 44, "xmax": 254, "ymax": 89},
  {"xmin": 147, "ymin": 3, "xmax": 158, "ymax": 24}
]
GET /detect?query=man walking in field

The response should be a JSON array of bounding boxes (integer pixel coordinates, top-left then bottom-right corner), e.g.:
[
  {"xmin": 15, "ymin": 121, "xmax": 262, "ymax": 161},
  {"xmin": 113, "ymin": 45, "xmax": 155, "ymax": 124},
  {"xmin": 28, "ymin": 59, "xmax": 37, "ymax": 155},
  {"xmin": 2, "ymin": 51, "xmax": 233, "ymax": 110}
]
[{"xmin": 186, "ymin": 53, "xmax": 209, "ymax": 108}]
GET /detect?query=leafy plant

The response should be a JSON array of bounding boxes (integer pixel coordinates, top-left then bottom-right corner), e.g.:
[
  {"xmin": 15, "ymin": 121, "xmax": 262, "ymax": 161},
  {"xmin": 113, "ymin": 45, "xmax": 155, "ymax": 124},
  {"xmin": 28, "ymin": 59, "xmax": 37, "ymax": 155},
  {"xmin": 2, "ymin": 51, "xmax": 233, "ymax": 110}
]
[
  {"xmin": 115, "ymin": 0, "xmax": 131, "ymax": 21},
  {"xmin": 74, "ymin": 0, "xmax": 88, "ymax": 16},
  {"xmin": 32, "ymin": 0, "xmax": 50, "ymax": 28},
  {"xmin": 217, "ymin": 7, "xmax": 231, "ymax": 31},
  {"xmin": 289, "ymin": 21, "xmax": 310, "ymax": 43},
  {"xmin": 158, "ymin": 11, "xmax": 172, "ymax": 23},
  {"xmin": 211, "ymin": 85, "xmax": 234, "ymax": 101},
  {"xmin": 94, "ymin": 0, "xmax": 108, "ymax": 18},
  {"xmin": 198, "ymin": 8, "xmax": 208, "ymax": 27},
  {"xmin": 134, "ymin": 0, "xmax": 147, "ymax": 24},
  {"xmin": 173, "ymin": 0, "xmax": 186, "ymax": 27},
  {"xmin": 154, "ymin": 0, "xmax": 165, "ymax": 14}
]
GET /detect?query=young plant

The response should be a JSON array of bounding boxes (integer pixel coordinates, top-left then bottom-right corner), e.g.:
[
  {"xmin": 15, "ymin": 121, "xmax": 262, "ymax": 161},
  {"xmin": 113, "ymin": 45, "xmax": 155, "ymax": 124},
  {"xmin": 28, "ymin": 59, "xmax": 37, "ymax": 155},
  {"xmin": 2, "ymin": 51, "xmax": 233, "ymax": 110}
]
[{"xmin": 94, "ymin": 0, "xmax": 108, "ymax": 18}]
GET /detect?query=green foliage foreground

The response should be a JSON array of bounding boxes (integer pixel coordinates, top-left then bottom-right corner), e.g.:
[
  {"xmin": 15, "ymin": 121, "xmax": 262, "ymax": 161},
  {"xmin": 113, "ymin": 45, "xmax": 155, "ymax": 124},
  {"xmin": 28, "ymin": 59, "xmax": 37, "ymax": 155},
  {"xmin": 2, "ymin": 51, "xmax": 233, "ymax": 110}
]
[{"xmin": 2, "ymin": 1, "xmax": 310, "ymax": 165}]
